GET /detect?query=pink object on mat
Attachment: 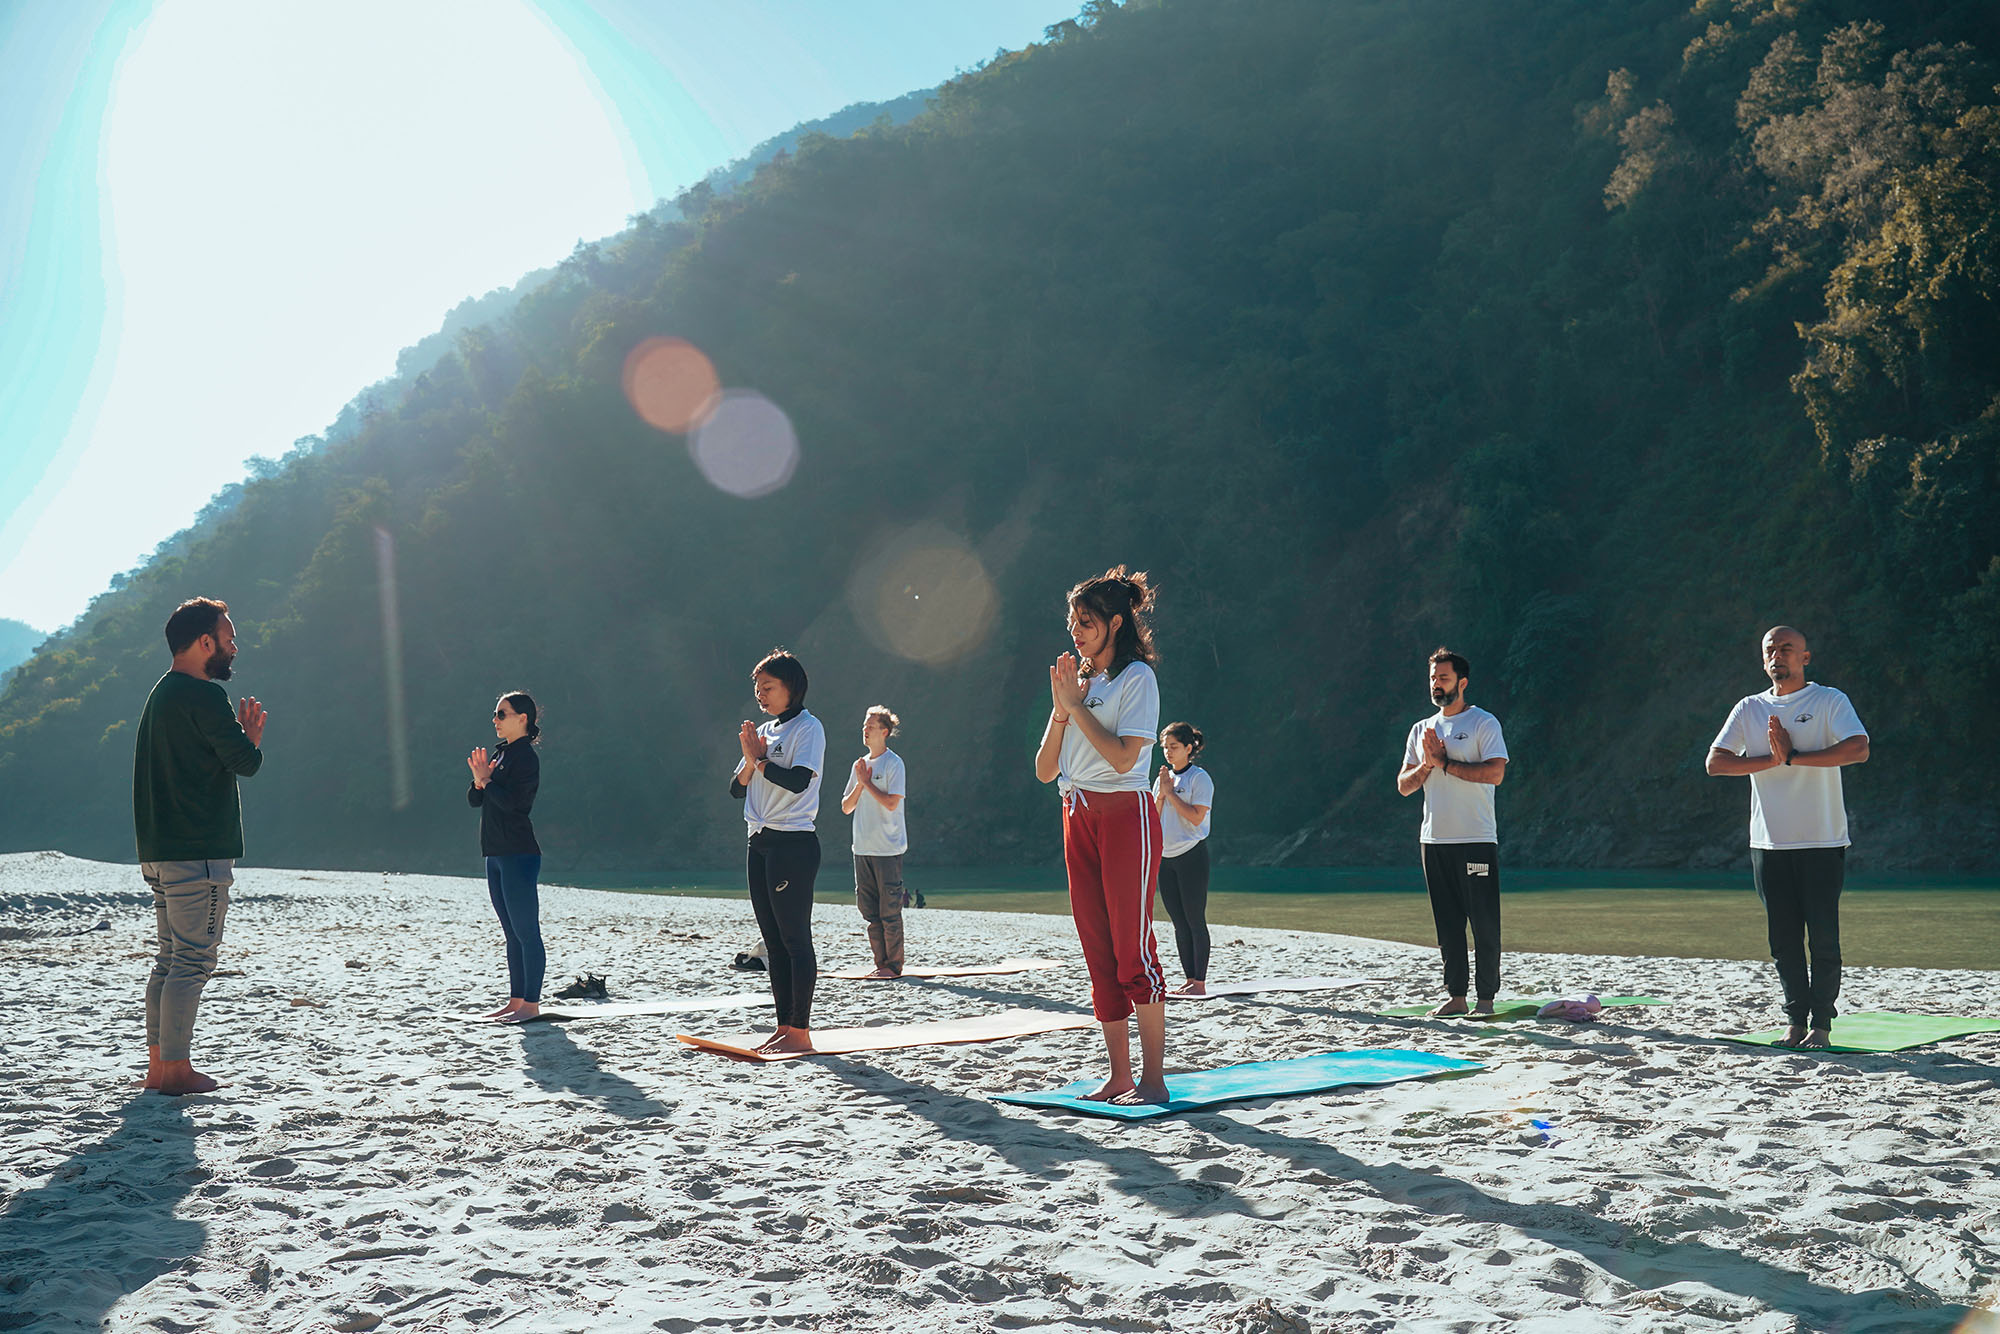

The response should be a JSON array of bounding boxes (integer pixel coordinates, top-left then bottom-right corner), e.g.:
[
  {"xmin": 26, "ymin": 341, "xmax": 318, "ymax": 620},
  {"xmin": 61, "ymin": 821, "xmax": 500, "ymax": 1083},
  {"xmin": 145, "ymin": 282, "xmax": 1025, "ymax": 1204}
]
[{"xmin": 1536, "ymin": 995, "xmax": 1604, "ymax": 1022}]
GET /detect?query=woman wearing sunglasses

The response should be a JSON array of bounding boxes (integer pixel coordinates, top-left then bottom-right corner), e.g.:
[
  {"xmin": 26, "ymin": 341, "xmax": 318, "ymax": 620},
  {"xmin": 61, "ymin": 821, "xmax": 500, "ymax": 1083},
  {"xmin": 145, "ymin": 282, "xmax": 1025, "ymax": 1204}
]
[{"xmin": 468, "ymin": 691, "xmax": 544, "ymax": 1022}]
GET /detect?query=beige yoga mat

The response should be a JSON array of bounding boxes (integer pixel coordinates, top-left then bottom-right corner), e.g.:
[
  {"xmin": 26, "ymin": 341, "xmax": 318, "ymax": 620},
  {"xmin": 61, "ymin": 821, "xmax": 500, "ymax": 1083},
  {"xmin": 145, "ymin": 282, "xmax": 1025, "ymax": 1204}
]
[
  {"xmin": 677, "ymin": 1006, "xmax": 1096, "ymax": 1062},
  {"xmin": 1172, "ymin": 976, "xmax": 1380, "ymax": 1001},
  {"xmin": 822, "ymin": 957, "xmax": 1065, "ymax": 981},
  {"xmin": 449, "ymin": 993, "xmax": 769, "ymax": 1023}
]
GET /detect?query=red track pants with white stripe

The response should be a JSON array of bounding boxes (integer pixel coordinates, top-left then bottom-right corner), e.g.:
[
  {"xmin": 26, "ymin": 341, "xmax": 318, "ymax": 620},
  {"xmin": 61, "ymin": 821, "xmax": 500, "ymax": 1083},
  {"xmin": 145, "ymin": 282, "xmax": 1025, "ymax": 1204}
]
[{"xmin": 1063, "ymin": 787, "xmax": 1166, "ymax": 1021}]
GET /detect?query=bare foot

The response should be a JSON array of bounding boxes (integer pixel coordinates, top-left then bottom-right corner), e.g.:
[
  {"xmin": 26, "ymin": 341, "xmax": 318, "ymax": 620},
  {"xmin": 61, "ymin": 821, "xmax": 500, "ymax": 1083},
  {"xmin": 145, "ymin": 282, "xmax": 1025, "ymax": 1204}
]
[
  {"xmin": 1171, "ymin": 980, "xmax": 1208, "ymax": 997},
  {"xmin": 495, "ymin": 1002, "xmax": 540, "ymax": 1024},
  {"xmin": 1472, "ymin": 997, "xmax": 1496, "ymax": 1016},
  {"xmin": 1079, "ymin": 1076, "xmax": 1136, "ymax": 1103},
  {"xmin": 152, "ymin": 1060, "xmax": 220, "ymax": 1096},
  {"xmin": 1802, "ymin": 1027, "xmax": 1832, "ymax": 1049},
  {"xmin": 755, "ymin": 1027, "xmax": 792, "ymax": 1051},
  {"xmin": 1110, "ymin": 1079, "xmax": 1170, "ymax": 1106},
  {"xmin": 864, "ymin": 967, "xmax": 899, "ymax": 980},
  {"xmin": 762, "ymin": 1030, "xmax": 815, "ymax": 1055},
  {"xmin": 1431, "ymin": 997, "xmax": 1470, "ymax": 1017},
  {"xmin": 482, "ymin": 1003, "xmax": 514, "ymax": 1019},
  {"xmin": 1775, "ymin": 1025, "xmax": 1809, "ymax": 1048}
]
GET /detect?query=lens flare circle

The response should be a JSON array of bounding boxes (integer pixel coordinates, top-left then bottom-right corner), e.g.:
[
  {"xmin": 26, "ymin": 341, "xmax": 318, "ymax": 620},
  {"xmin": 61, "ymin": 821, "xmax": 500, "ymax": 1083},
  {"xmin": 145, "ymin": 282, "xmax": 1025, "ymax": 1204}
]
[
  {"xmin": 621, "ymin": 336, "xmax": 720, "ymax": 433},
  {"xmin": 688, "ymin": 390, "xmax": 799, "ymax": 499},
  {"xmin": 848, "ymin": 524, "xmax": 999, "ymax": 665}
]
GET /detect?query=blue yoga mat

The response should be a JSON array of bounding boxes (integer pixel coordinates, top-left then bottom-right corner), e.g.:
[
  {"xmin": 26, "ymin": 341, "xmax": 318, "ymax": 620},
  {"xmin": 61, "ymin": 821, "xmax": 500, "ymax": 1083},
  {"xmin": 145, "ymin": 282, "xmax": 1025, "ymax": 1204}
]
[{"xmin": 992, "ymin": 1048, "xmax": 1485, "ymax": 1121}]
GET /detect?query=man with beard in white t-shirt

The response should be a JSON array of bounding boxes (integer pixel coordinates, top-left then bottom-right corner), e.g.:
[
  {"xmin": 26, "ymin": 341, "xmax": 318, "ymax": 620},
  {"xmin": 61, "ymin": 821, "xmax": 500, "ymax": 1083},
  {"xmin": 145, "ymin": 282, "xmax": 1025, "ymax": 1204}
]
[
  {"xmin": 1707, "ymin": 625, "xmax": 1869, "ymax": 1049},
  {"xmin": 1397, "ymin": 647, "xmax": 1509, "ymax": 1016}
]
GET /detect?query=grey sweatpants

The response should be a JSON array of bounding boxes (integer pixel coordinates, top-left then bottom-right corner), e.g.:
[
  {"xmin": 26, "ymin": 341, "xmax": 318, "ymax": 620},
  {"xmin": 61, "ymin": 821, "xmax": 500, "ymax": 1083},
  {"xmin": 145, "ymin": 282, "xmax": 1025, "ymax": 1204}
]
[
  {"xmin": 853, "ymin": 854, "xmax": 905, "ymax": 974},
  {"xmin": 141, "ymin": 859, "xmax": 232, "ymax": 1062}
]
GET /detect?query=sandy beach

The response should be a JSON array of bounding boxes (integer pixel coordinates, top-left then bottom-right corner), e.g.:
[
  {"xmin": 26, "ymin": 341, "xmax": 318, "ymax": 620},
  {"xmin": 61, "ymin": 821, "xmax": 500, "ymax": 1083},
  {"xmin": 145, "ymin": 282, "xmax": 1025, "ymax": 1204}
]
[{"xmin": 2, "ymin": 849, "xmax": 1996, "ymax": 1332}]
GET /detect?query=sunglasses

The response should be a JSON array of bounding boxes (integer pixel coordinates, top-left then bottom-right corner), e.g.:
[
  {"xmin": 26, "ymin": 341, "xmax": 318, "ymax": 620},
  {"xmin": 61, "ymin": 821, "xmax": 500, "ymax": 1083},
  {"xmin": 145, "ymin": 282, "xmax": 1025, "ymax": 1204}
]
[{"xmin": 493, "ymin": 709, "xmax": 512, "ymax": 720}]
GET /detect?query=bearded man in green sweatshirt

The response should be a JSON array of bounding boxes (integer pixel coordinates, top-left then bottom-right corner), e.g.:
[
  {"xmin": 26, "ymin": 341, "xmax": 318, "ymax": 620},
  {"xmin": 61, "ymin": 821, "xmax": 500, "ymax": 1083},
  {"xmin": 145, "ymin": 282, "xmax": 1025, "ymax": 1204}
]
[{"xmin": 133, "ymin": 597, "xmax": 268, "ymax": 1095}]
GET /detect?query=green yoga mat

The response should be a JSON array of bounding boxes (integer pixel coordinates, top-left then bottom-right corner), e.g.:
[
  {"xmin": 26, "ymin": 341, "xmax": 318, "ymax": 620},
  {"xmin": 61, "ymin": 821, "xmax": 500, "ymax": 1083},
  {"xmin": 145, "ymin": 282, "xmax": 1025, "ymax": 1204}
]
[
  {"xmin": 1376, "ymin": 996, "xmax": 1666, "ymax": 1020},
  {"xmin": 1725, "ymin": 1012, "xmax": 2000, "ymax": 1053}
]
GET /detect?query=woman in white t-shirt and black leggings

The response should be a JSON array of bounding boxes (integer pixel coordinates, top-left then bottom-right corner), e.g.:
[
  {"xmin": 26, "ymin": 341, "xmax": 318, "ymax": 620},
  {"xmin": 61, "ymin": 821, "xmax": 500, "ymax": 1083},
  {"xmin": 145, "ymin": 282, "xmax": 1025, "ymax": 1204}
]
[
  {"xmin": 730, "ymin": 648, "xmax": 827, "ymax": 1056},
  {"xmin": 1035, "ymin": 566, "xmax": 1168, "ymax": 1105},
  {"xmin": 1153, "ymin": 722, "xmax": 1215, "ymax": 996}
]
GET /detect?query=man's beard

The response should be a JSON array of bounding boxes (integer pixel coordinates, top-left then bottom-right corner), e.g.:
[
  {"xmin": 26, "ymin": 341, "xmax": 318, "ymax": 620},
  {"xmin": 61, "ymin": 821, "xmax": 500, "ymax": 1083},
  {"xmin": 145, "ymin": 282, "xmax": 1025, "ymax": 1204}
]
[
  {"xmin": 1431, "ymin": 686, "xmax": 1459, "ymax": 707},
  {"xmin": 205, "ymin": 649, "xmax": 234, "ymax": 681},
  {"xmin": 1769, "ymin": 666, "xmax": 1790, "ymax": 682}
]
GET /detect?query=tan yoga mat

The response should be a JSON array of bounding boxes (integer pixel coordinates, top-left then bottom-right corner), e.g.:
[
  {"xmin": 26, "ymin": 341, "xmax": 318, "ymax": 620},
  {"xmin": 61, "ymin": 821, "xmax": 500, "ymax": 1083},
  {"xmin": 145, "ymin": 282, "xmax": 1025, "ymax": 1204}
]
[
  {"xmin": 677, "ymin": 1006, "xmax": 1097, "ymax": 1062},
  {"xmin": 1172, "ymin": 976, "xmax": 1381, "ymax": 1001},
  {"xmin": 822, "ymin": 957, "xmax": 1065, "ymax": 981},
  {"xmin": 448, "ymin": 993, "xmax": 769, "ymax": 1023}
]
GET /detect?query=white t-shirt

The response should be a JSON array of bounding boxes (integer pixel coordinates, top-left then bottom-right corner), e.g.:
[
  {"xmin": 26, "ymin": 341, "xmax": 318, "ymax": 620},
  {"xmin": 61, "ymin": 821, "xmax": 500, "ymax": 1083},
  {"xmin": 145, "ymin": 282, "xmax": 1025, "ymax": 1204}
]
[
  {"xmin": 1710, "ymin": 682, "xmax": 1867, "ymax": 850},
  {"xmin": 1058, "ymin": 661, "xmax": 1160, "ymax": 795},
  {"xmin": 741, "ymin": 709, "xmax": 826, "ymax": 833},
  {"xmin": 843, "ymin": 747, "xmax": 908, "ymax": 857},
  {"xmin": 1158, "ymin": 764, "xmax": 1214, "ymax": 859},
  {"xmin": 1403, "ymin": 706, "xmax": 1509, "ymax": 844}
]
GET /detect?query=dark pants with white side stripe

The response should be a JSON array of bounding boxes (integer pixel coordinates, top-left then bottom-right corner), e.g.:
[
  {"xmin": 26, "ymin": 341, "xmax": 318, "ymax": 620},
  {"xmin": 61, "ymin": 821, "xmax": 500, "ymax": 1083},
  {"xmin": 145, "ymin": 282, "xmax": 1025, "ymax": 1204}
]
[
  {"xmin": 1421, "ymin": 842, "xmax": 1500, "ymax": 1002},
  {"xmin": 1751, "ymin": 846, "xmax": 1844, "ymax": 1030}
]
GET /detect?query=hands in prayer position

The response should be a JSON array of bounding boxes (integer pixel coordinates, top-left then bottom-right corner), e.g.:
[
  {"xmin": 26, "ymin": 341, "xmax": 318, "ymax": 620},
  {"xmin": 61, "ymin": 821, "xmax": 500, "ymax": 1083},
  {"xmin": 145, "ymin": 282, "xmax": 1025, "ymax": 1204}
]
[{"xmin": 237, "ymin": 696, "xmax": 267, "ymax": 747}]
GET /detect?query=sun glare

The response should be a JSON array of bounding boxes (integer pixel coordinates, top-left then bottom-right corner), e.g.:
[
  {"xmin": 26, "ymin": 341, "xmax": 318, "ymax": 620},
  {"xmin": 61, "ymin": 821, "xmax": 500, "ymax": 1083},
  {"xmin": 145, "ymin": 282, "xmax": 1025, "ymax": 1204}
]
[{"xmin": 6, "ymin": 0, "xmax": 647, "ymax": 629}]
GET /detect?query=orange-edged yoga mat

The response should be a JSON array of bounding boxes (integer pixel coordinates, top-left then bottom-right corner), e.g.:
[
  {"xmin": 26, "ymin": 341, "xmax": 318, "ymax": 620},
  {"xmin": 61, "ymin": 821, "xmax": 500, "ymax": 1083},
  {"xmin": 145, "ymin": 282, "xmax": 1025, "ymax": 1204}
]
[
  {"xmin": 677, "ymin": 1006, "xmax": 1096, "ymax": 1062},
  {"xmin": 822, "ymin": 957, "xmax": 1064, "ymax": 981}
]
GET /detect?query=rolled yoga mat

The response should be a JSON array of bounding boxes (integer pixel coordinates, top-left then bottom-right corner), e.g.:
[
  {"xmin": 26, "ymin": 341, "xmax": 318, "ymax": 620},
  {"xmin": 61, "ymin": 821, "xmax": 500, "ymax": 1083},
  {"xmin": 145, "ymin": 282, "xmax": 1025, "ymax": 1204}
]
[
  {"xmin": 822, "ymin": 957, "xmax": 1064, "ymax": 980},
  {"xmin": 994, "ymin": 1048, "xmax": 1486, "ymax": 1121},
  {"xmin": 1376, "ymin": 996, "xmax": 1666, "ymax": 1020},
  {"xmin": 1724, "ymin": 1012, "xmax": 2000, "ymax": 1053},
  {"xmin": 677, "ymin": 1006, "xmax": 1096, "ymax": 1062},
  {"xmin": 447, "ymin": 993, "xmax": 769, "ymax": 1023}
]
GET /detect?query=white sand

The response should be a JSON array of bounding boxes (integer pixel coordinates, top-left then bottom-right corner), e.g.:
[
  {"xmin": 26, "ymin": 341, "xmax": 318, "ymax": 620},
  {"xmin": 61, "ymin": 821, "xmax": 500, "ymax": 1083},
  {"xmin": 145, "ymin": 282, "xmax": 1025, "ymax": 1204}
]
[{"xmin": 2, "ymin": 850, "xmax": 1996, "ymax": 1333}]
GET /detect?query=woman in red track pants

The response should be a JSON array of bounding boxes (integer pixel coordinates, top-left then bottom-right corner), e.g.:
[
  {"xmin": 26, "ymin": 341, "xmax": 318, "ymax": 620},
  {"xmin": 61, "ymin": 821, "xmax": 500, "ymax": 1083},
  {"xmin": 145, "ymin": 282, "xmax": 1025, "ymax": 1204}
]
[{"xmin": 1034, "ymin": 565, "xmax": 1167, "ymax": 1104}]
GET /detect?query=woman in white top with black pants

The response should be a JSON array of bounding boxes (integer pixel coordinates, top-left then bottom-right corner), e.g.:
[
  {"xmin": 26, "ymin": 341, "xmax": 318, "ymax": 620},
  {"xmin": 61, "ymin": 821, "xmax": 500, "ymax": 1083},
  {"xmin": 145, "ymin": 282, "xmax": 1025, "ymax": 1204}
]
[
  {"xmin": 729, "ymin": 648, "xmax": 826, "ymax": 1056},
  {"xmin": 1154, "ymin": 721, "xmax": 1215, "ymax": 996},
  {"xmin": 1034, "ymin": 566, "xmax": 1168, "ymax": 1105}
]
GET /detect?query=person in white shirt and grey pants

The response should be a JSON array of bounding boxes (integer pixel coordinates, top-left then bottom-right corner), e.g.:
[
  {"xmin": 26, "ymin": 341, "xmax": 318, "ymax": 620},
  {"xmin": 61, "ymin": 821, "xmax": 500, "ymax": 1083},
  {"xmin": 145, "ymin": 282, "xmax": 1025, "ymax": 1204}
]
[
  {"xmin": 1396, "ymin": 647, "xmax": 1509, "ymax": 1016},
  {"xmin": 842, "ymin": 705, "xmax": 909, "ymax": 978},
  {"xmin": 1707, "ymin": 626, "xmax": 1869, "ymax": 1049}
]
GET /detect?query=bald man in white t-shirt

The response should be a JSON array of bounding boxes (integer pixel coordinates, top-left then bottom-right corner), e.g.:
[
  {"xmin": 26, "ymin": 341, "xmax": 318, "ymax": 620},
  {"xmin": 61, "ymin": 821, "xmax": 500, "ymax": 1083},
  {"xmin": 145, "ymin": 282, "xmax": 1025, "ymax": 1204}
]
[{"xmin": 1707, "ymin": 625, "xmax": 1870, "ymax": 1049}]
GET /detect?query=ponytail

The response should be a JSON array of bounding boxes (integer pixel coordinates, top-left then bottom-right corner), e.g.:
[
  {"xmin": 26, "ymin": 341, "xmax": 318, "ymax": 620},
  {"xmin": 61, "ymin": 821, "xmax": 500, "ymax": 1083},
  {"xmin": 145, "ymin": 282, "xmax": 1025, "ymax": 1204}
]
[{"xmin": 1066, "ymin": 565, "xmax": 1158, "ymax": 677}]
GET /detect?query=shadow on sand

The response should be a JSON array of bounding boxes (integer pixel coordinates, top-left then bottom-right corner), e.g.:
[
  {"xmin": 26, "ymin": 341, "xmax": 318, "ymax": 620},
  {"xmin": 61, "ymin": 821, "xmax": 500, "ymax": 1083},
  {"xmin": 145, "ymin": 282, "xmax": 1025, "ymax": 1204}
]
[{"xmin": 0, "ymin": 1096, "xmax": 207, "ymax": 1332}]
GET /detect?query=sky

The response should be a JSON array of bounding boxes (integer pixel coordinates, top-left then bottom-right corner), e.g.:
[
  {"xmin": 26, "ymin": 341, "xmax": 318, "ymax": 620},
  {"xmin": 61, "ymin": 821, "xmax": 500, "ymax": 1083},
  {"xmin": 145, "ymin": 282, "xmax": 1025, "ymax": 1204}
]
[{"xmin": 0, "ymin": 0, "xmax": 1080, "ymax": 636}]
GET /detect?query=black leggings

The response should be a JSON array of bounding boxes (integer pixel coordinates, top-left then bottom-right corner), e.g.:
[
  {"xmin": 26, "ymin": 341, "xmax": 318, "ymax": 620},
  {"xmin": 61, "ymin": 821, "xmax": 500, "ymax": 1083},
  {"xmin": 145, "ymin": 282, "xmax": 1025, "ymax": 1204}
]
[
  {"xmin": 1158, "ymin": 841, "xmax": 1212, "ymax": 982},
  {"xmin": 747, "ymin": 829, "xmax": 821, "ymax": 1028}
]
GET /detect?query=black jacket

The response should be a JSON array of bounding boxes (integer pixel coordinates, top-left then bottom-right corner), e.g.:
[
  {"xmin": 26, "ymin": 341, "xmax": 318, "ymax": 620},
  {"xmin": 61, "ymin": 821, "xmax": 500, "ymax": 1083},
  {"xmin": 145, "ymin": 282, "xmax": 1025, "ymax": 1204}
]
[{"xmin": 468, "ymin": 737, "xmax": 540, "ymax": 856}]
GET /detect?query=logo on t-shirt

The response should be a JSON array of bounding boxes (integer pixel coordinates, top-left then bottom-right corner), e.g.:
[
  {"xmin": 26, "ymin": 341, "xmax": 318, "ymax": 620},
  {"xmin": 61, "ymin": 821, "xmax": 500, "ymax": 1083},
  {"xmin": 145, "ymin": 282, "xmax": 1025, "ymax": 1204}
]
[
  {"xmin": 1452, "ymin": 731, "xmax": 1468, "ymax": 741},
  {"xmin": 1794, "ymin": 713, "xmax": 1812, "ymax": 723},
  {"xmin": 771, "ymin": 743, "xmax": 784, "ymax": 757},
  {"xmin": 1086, "ymin": 697, "xmax": 1104, "ymax": 708}
]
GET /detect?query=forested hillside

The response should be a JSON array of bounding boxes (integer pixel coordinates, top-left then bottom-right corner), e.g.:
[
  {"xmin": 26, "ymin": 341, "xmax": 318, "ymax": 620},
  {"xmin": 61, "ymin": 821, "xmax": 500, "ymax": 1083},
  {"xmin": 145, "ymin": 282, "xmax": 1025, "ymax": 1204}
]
[{"xmin": 3, "ymin": 0, "xmax": 1995, "ymax": 874}]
